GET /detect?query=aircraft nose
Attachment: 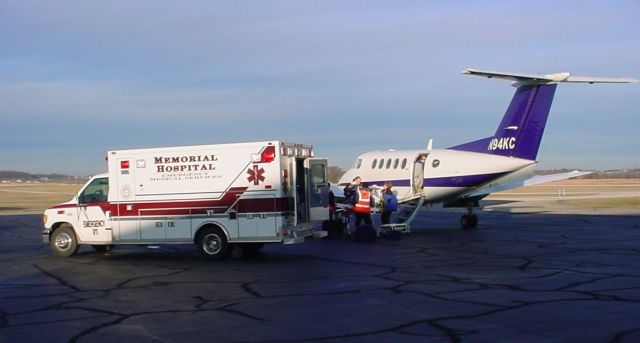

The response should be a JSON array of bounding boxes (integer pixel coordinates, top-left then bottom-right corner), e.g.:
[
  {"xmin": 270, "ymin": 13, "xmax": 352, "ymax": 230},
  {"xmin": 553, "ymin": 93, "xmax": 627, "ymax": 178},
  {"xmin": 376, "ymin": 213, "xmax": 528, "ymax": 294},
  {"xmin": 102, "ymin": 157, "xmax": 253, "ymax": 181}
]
[{"xmin": 339, "ymin": 168, "xmax": 357, "ymax": 186}]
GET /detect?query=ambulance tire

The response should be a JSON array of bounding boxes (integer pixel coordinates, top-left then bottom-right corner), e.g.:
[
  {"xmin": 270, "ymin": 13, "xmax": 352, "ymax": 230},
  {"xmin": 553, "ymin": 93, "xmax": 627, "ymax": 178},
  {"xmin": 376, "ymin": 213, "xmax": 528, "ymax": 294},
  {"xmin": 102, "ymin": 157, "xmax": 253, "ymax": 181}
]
[
  {"xmin": 197, "ymin": 227, "xmax": 232, "ymax": 259},
  {"xmin": 51, "ymin": 224, "xmax": 79, "ymax": 257},
  {"xmin": 244, "ymin": 243, "xmax": 265, "ymax": 255},
  {"xmin": 92, "ymin": 245, "xmax": 114, "ymax": 252}
]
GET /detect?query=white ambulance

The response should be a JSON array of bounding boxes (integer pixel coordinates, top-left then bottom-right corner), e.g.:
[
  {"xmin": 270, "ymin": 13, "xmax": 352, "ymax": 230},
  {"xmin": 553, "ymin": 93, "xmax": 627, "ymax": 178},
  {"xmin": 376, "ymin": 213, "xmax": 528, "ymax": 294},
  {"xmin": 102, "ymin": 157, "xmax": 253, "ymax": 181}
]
[{"xmin": 42, "ymin": 141, "xmax": 329, "ymax": 258}]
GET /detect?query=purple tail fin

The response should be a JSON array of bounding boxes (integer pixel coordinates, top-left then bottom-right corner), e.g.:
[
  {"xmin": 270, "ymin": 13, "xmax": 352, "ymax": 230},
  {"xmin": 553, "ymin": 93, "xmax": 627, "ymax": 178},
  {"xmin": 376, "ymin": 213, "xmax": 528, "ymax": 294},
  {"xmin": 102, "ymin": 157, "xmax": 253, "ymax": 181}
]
[{"xmin": 450, "ymin": 84, "xmax": 557, "ymax": 160}]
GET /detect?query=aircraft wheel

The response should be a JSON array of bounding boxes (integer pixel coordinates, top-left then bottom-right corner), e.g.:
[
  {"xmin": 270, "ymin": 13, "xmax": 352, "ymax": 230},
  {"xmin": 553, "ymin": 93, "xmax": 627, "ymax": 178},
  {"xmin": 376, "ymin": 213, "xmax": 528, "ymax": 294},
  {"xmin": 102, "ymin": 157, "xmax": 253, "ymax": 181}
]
[{"xmin": 460, "ymin": 214, "xmax": 478, "ymax": 229}]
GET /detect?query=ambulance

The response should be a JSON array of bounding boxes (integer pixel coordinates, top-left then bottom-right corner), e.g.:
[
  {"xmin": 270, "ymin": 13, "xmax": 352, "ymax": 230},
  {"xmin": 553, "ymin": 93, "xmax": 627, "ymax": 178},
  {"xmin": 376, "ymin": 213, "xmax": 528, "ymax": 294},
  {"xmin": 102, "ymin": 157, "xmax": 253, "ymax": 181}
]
[{"xmin": 42, "ymin": 141, "xmax": 329, "ymax": 258}]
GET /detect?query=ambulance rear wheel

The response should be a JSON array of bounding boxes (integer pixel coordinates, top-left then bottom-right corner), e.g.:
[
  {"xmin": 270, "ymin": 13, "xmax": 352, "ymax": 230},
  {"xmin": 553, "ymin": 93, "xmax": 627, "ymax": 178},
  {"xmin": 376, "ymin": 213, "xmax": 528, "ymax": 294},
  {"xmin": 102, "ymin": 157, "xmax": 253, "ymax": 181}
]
[
  {"xmin": 51, "ymin": 224, "xmax": 79, "ymax": 257},
  {"xmin": 197, "ymin": 227, "xmax": 232, "ymax": 259},
  {"xmin": 92, "ymin": 245, "xmax": 114, "ymax": 252},
  {"xmin": 244, "ymin": 243, "xmax": 265, "ymax": 255}
]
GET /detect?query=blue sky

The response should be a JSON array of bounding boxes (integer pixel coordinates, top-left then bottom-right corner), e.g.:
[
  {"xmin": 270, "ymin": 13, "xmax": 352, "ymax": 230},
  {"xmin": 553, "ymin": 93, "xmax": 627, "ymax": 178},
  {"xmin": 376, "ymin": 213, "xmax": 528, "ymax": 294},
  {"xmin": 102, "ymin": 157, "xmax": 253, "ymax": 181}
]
[{"xmin": 1, "ymin": 1, "xmax": 638, "ymax": 175}]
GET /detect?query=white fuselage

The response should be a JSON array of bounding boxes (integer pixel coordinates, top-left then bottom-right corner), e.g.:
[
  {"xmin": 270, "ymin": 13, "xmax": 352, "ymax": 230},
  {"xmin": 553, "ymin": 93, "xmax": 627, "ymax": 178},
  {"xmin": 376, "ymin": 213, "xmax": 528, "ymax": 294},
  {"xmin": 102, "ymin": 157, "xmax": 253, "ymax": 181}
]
[{"xmin": 339, "ymin": 148, "xmax": 535, "ymax": 203}]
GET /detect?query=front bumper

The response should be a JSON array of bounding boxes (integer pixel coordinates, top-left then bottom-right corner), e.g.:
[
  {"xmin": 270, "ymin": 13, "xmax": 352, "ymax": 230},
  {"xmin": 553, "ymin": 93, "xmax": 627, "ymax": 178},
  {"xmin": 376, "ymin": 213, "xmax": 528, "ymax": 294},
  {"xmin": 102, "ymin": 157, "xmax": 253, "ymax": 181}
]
[{"xmin": 42, "ymin": 229, "xmax": 51, "ymax": 244}]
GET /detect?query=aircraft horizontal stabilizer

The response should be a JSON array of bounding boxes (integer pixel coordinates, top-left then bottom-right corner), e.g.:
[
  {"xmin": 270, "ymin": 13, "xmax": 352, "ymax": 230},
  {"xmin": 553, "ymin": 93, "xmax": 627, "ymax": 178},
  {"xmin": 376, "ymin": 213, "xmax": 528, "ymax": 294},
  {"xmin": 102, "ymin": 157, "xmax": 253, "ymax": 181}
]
[
  {"xmin": 468, "ymin": 170, "xmax": 593, "ymax": 197},
  {"xmin": 462, "ymin": 68, "xmax": 638, "ymax": 86}
]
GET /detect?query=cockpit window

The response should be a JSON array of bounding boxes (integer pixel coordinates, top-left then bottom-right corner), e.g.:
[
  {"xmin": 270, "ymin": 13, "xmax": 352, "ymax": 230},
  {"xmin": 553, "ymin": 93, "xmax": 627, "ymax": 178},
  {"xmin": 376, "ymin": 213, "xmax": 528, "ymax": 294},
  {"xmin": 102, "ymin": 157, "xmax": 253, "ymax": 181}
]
[
  {"xmin": 393, "ymin": 158, "xmax": 399, "ymax": 169},
  {"xmin": 356, "ymin": 159, "xmax": 362, "ymax": 169},
  {"xmin": 371, "ymin": 159, "xmax": 377, "ymax": 169}
]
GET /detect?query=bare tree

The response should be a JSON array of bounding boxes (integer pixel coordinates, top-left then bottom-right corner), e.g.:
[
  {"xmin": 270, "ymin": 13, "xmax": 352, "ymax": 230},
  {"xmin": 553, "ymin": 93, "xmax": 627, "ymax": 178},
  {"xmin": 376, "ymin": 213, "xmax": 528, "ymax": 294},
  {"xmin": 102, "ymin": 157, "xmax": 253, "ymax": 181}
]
[{"xmin": 327, "ymin": 166, "xmax": 345, "ymax": 184}]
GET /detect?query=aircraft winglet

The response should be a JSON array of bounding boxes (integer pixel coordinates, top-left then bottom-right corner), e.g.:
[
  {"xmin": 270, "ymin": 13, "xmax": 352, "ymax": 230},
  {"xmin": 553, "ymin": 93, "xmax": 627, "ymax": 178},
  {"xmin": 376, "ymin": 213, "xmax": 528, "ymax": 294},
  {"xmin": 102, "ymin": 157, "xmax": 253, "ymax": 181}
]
[{"xmin": 462, "ymin": 68, "xmax": 638, "ymax": 86}]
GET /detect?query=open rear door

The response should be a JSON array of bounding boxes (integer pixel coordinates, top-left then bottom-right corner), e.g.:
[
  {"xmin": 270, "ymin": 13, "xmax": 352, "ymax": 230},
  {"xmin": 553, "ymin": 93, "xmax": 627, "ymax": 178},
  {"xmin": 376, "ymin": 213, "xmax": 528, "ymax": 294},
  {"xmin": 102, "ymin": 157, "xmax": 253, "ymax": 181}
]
[{"xmin": 304, "ymin": 158, "xmax": 329, "ymax": 221}]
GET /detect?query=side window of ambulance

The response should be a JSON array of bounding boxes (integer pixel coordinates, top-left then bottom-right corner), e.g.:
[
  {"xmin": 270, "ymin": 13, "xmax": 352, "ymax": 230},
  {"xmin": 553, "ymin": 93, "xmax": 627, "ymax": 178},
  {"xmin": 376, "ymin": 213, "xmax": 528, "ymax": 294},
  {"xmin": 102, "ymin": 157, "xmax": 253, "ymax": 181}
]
[{"xmin": 79, "ymin": 177, "xmax": 109, "ymax": 203}]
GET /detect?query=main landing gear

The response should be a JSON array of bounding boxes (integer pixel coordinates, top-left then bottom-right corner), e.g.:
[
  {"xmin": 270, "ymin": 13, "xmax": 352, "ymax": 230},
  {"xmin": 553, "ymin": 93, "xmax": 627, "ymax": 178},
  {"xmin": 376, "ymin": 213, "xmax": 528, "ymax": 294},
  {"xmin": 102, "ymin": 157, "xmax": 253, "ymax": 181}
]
[{"xmin": 460, "ymin": 201, "xmax": 478, "ymax": 229}]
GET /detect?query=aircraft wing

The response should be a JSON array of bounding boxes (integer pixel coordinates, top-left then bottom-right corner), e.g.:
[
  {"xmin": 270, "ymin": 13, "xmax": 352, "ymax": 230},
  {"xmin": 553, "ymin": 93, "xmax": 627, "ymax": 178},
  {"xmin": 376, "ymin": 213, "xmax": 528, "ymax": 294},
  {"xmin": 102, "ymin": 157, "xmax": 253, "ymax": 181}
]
[{"xmin": 468, "ymin": 170, "xmax": 592, "ymax": 197}]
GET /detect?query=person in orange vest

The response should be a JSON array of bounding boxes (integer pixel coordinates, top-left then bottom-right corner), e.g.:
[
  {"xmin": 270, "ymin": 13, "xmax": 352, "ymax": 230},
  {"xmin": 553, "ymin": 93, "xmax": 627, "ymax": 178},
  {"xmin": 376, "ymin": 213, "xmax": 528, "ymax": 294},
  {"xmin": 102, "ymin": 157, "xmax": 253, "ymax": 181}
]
[{"xmin": 352, "ymin": 183, "xmax": 373, "ymax": 227}]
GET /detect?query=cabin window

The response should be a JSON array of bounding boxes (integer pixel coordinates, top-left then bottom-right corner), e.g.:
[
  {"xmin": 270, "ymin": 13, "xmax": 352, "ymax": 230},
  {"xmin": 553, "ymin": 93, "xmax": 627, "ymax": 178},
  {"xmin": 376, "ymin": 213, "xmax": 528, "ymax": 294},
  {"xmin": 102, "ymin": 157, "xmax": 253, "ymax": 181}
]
[
  {"xmin": 393, "ymin": 158, "xmax": 399, "ymax": 169},
  {"xmin": 371, "ymin": 159, "xmax": 377, "ymax": 169},
  {"xmin": 432, "ymin": 159, "xmax": 440, "ymax": 168},
  {"xmin": 386, "ymin": 159, "xmax": 392, "ymax": 169},
  {"xmin": 356, "ymin": 159, "xmax": 362, "ymax": 169},
  {"xmin": 378, "ymin": 159, "xmax": 384, "ymax": 169},
  {"xmin": 401, "ymin": 158, "xmax": 407, "ymax": 169}
]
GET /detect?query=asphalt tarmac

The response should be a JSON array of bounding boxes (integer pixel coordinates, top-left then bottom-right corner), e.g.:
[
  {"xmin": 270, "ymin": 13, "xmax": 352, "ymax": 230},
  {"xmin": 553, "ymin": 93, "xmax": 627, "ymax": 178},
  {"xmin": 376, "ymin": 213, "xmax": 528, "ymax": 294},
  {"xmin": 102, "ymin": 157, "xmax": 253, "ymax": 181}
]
[{"xmin": 1, "ymin": 209, "xmax": 639, "ymax": 343}]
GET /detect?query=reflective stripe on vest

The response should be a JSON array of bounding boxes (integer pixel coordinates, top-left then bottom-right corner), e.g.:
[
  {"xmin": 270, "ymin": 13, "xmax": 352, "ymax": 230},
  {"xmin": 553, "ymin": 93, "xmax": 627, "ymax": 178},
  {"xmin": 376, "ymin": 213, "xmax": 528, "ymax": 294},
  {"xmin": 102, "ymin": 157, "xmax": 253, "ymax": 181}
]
[{"xmin": 353, "ymin": 188, "xmax": 371, "ymax": 213}]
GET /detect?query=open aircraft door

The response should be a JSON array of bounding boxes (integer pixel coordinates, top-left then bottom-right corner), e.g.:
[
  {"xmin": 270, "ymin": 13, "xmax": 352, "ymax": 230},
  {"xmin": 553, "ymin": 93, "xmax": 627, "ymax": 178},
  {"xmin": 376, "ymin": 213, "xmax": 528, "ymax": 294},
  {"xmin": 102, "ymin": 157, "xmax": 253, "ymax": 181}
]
[
  {"xmin": 411, "ymin": 154, "xmax": 428, "ymax": 197},
  {"xmin": 304, "ymin": 158, "xmax": 330, "ymax": 221}
]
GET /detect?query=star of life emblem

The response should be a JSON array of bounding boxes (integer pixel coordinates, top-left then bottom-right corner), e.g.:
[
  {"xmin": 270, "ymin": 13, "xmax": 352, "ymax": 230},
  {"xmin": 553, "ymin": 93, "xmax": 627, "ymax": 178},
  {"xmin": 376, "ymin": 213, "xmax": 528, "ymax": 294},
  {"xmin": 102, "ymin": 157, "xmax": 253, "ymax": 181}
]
[{"xmin": 247, "ymin": 165, "xmax": 265, "ymax": 185}]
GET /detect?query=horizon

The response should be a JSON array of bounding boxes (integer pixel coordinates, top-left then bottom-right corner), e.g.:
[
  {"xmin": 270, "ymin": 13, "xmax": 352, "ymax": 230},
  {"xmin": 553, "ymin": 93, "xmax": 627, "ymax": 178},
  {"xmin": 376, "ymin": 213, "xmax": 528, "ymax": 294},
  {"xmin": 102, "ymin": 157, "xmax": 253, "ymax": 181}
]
[
  {"xmin": 2, "ymin": 167, "xmax": 640, "ymax": 179},
  {"xmin": 1, "ymin": 2, "xmax": 639, "ymax": 175}
]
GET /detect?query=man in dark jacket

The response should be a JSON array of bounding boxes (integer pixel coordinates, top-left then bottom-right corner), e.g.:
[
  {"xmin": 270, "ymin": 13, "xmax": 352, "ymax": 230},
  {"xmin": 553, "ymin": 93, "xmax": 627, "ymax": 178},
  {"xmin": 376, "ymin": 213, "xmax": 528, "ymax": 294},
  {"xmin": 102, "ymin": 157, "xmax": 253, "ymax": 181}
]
[{"xmin": 342, "ymin": 176, "xmax": 361, "ymax": 204}]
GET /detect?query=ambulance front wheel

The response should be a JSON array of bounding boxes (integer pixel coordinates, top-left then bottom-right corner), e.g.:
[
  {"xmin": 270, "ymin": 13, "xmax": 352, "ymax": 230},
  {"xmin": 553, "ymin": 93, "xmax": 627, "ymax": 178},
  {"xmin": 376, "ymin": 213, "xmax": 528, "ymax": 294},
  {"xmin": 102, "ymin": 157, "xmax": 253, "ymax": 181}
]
[
  {"xmin": 51, "ymin": 224, "xmax": 79, "ymax": 257},
  {"xmin": 197, "ymin": 227, "xmax": 232, "ymax": 259}
]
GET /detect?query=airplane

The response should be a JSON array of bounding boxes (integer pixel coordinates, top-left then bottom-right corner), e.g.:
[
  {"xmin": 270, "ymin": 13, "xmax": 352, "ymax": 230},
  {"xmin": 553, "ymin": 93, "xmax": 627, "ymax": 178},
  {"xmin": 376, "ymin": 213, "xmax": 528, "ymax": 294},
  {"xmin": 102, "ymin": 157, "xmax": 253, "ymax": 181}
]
[{"xmin": 338, "ymin": 68, "xmax": 637, "ymax": 229}]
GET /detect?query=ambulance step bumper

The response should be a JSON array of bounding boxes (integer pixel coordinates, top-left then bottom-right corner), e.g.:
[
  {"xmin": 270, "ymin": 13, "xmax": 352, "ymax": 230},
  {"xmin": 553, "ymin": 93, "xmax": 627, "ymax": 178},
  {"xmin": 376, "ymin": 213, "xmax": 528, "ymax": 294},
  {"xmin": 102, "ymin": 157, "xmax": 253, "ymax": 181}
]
[
  {"xmin": 377, "ymin": 223, "xmax": 410, "ymax": 236},
  {"xmin": 313, "ymin": 230, "xmax": 328, "ymax": 239},
  {"xmin": 283, "ymin": 236, "xmax": 305, "ymax": 244}
]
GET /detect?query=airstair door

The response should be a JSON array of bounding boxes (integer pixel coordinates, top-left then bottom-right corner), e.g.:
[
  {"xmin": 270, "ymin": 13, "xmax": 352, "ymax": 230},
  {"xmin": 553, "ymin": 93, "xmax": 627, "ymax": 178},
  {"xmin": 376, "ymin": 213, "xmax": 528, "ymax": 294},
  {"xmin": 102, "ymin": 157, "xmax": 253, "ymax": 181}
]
[{"xmin": 411, "ymin": 154, "xmax": 428, "ymax": 196}]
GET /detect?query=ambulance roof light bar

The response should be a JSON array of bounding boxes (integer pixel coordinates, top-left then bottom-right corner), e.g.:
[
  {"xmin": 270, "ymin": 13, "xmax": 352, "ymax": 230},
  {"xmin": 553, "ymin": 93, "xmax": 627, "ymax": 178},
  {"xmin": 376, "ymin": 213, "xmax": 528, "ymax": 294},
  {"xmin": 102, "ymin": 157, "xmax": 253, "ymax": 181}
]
[{"xmin": 280, "ymin": 145, "xmax": 313, "ymax": 157}]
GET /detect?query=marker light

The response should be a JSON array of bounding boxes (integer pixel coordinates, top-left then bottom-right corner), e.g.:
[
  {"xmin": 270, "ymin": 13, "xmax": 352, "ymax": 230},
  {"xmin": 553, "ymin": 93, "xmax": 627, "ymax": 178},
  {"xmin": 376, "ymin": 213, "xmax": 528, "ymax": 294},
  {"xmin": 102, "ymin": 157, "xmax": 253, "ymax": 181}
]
[
  {"xmin": 120, "ymin": 160, "xmax": 130, "ymax": 169},
  {"xmin": 260, "ymin": 146, "xmax": 276, "ymax": 163}
]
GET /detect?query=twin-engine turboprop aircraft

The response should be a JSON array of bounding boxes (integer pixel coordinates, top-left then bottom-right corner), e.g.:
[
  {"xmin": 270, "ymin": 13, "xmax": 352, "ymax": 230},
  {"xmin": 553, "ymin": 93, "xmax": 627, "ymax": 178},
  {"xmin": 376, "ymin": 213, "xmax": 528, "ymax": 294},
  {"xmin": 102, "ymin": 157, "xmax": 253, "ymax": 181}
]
[{"xmin": 338, "ymin": 68, "xmax": 636, "ymax": 229}]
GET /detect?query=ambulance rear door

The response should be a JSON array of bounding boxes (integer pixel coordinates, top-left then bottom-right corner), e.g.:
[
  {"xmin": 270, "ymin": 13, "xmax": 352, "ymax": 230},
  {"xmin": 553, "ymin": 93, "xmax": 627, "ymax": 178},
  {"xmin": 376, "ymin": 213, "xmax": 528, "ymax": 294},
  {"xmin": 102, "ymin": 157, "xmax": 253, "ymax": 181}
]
[{"xmin": 304, "ymin": 158, "xmax": 329, "ymax": 221}]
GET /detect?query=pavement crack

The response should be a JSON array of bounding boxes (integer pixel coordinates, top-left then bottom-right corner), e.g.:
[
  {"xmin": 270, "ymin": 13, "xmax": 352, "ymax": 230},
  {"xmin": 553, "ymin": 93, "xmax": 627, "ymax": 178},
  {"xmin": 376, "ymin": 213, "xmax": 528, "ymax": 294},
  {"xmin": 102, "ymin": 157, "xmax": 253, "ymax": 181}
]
[
  {"xmin": 609, "ymin": 327, "xmax": 640, "ymax": 343},
  {"xmin": 33, "ymin": 263, "xmax": 81, "ymax": 291}
]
